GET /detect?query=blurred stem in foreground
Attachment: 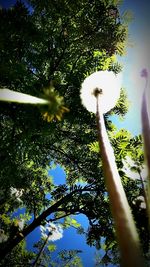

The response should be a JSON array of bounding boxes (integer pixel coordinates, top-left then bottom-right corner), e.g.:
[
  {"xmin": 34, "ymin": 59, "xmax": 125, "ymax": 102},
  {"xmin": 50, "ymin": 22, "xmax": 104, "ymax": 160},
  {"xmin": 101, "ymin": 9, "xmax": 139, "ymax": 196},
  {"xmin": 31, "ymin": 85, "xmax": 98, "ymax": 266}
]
[
  {"xmin": 80, "ymin": 71, "xmax": 146, "ymax": 266},
  {"xmin": 95, "ymin": 91, "xmax": 145, "ymax": 267},
  {"xmin": 0, "ymin": 88, "xmax": 49, "ymax": 104},
  {"xmin": 0, "ymin": 88, "xmax": 69, "ymax": 122},
  {"xmin": 141, "ymin": 68, "xmax": 150, "ymax": 227}
]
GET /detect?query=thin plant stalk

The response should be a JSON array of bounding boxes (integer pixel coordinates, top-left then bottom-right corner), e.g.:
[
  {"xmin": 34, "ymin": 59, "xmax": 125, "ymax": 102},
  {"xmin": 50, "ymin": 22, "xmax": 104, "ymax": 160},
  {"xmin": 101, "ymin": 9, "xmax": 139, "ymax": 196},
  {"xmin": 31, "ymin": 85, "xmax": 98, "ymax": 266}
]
[
  {"xmin": 141, "ymin": 78, "xmax": 150, "ymax": 225},
  {"xmin": 0, "ymin": 89, "xmax": 49, "ymax": 105},
  {"xmin": 95, "ymin": 92, "xmax": 145, "ymax": 267},
  {"xmin": 32, "ymin": 232, "xmax": 51, "ymax": 267}
]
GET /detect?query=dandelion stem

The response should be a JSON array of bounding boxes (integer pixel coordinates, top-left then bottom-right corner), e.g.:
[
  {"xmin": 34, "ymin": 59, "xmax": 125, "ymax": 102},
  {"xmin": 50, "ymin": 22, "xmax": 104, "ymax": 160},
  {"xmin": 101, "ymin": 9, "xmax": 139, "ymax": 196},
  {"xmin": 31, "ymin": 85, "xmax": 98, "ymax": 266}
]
[
  {"xmin": 96, "ymin": 93, "xmax": 145, "ymax": 267},
  {"xmin": 141, "ymin": 73, "xmax": 150, "ymax": 227},
  {"xmin": 32, "ymin": 232, "xmax": 50, "ymax": 267},
  {"xmin": 0, "ymin": 89, "xmax": 49, "ymax": 105}
]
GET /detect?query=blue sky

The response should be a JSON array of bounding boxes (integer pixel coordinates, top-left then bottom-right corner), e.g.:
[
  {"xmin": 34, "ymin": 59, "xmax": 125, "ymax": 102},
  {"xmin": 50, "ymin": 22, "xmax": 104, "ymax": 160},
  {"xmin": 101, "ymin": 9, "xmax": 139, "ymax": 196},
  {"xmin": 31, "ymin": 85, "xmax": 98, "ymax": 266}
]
[
  {"xmin": 25, "ymin": 165, "xmax": 105, "ymax": 266},
  {"xmin": 48, "ymin": 166, "xmax": 101, "ymax": 266},
  {"xmin": 113, "ymin": 0, "xmax": 150, "ymax": 136},
  {"xmin": 1, "ymin": 0, "xmax": 150, "ymax": 266}
]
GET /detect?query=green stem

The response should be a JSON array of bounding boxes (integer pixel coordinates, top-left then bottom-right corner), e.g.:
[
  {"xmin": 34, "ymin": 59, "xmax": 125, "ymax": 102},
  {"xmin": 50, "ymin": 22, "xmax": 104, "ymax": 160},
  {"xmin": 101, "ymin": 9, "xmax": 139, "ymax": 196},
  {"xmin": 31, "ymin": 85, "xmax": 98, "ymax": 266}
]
[{"xmin": 96, "ymin": 94, "xmax": 145, "ymax": 267}]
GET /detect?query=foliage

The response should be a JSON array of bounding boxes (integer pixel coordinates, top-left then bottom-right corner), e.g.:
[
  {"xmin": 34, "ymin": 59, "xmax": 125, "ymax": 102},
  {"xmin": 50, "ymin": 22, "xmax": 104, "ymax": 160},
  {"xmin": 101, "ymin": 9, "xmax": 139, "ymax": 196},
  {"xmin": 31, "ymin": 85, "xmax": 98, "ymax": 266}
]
[
  {"xmin": 0, "ymin": 240, "xmax": 35, "ymax": 267},
  {"xmin": 109, "ymin": 87, "xmax": 130, "ymax": 118},
  {"xmin": 32, "ymin": 240, "xmax": 83, "ymax": 267},
  {"xmin": 56, "ymin": 249, "xmax": 83, "ymax": 267},
  {"xmin": 0, "ymin": 0, "xmax": 149, "ymax": 266}
]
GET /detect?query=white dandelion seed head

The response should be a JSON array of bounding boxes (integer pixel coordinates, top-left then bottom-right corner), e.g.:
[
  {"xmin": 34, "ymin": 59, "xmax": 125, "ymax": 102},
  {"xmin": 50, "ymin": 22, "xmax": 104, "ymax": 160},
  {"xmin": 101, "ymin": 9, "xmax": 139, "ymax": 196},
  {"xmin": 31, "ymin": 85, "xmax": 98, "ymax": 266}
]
[
  {"xmin": 80, "ymin": 71, "xmax": 122, "ymax": 114},
  {"xmin": 48, "ymin": 224, "xmax": 63, "ymax": 241},
  {"xmin": 40, "ymin": 222, "xmax": 63, "ymax": 241}
]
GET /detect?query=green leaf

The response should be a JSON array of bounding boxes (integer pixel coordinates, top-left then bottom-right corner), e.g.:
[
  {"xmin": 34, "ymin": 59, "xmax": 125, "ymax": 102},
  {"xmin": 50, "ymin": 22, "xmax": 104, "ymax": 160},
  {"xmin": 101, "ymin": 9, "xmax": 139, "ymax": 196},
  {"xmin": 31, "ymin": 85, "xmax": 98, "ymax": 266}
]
[{"xmin": 47, "ymin": 244, "xmax": 56, "ymax": 252}]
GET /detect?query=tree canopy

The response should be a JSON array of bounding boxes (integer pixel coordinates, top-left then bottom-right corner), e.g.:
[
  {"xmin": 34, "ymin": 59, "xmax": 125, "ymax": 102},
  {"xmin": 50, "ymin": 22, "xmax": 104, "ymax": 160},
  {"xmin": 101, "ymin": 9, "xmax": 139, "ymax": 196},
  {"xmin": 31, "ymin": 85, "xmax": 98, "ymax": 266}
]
[{"xmin": 0, "ymin": 0, "xmax": 149, "ymax": 266}]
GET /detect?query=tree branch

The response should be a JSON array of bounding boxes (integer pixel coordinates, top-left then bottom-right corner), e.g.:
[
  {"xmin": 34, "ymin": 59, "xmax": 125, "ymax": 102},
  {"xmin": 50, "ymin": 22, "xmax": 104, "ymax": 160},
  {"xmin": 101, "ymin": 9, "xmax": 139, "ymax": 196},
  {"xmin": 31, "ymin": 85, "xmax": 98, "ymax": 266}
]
[{"xmin": 0, "ymin": 190, "xmax": 77, "ymax": 261}]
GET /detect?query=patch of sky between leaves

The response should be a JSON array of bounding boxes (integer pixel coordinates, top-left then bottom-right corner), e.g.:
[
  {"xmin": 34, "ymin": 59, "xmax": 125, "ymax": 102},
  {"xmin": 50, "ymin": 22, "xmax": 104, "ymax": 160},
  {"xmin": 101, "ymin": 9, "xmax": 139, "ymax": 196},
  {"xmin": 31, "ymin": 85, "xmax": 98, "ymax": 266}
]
[
  {"xmin": 110, "ymin": 113, "xmax": 141, "ymax": 136},
  {"xmin": 0, "ymin": 0, "xmax": 34, "ymax": 14},
  {"xmin": 48, "ymin": 161, "xmax": 88, "ymax": 187},
  {"xmin": 49, "ymin": 161, "xmax": 66, "ymax": 184}
]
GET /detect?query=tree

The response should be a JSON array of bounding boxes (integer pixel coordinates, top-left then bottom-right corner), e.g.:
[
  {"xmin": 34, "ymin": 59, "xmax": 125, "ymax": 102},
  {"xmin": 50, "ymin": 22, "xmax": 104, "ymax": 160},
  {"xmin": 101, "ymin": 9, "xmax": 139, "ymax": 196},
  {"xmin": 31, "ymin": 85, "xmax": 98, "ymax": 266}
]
[
  {"xmin": 33, "ymin": 239, "xmax": 83, "ymax": 267},
  {"xmin": 0, "ymin": 240, "xmax": 35, "ymax": 267},
  {"xmin": 0, "ymin": 0, "xmax": 149, "ymax": 265}
]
